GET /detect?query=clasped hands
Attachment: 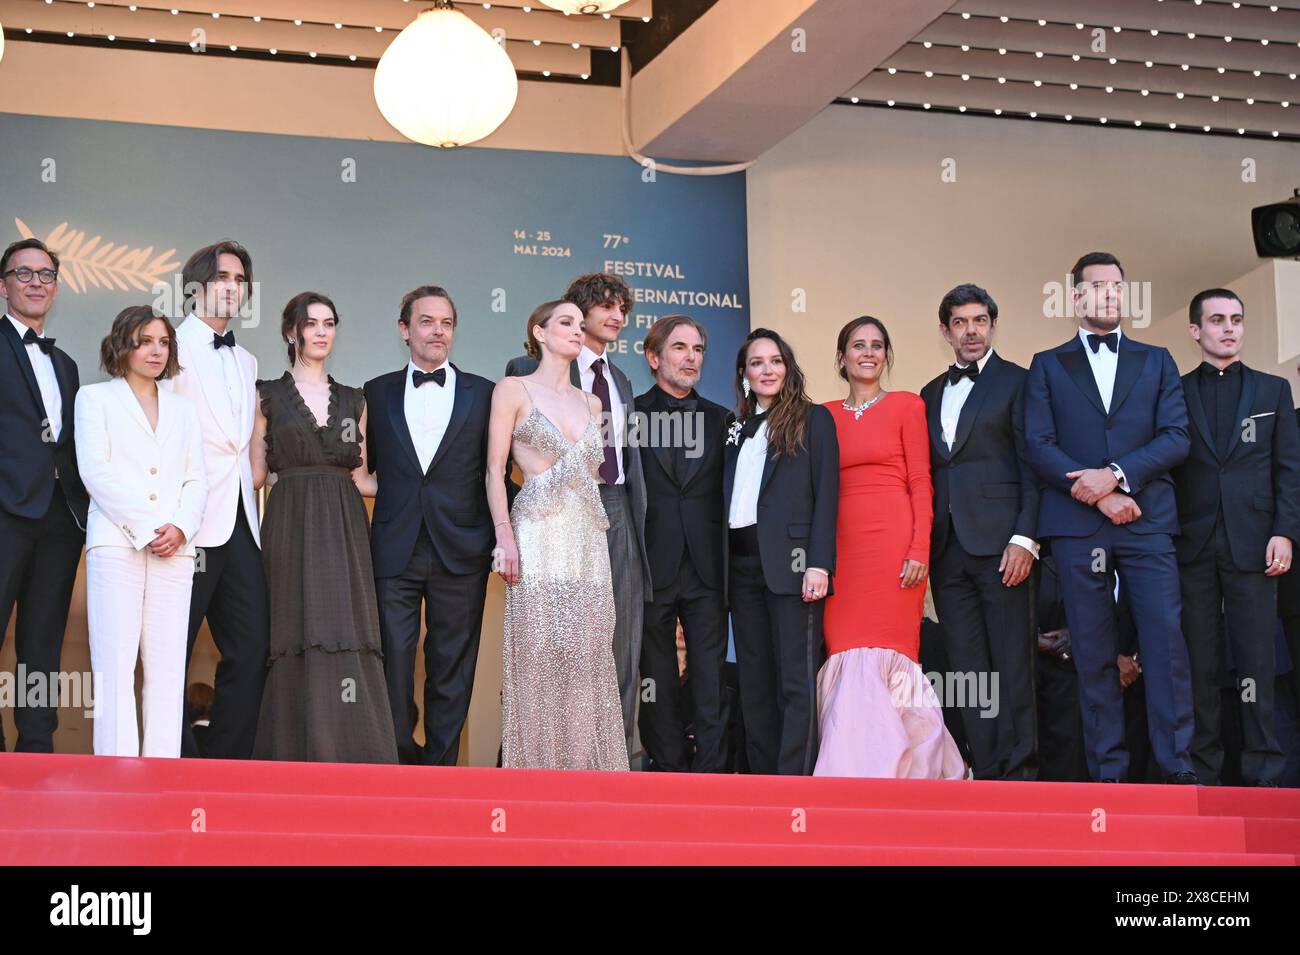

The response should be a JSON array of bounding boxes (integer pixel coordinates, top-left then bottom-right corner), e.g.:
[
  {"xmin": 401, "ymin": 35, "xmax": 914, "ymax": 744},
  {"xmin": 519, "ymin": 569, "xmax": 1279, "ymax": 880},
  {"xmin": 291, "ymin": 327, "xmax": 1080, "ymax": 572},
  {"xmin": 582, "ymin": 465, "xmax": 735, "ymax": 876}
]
[
  {"xmin": 1067, "ymin": 467, "xmax": 1140, "ymax": 526},
  {"xmin": 149, "ymin": 524, "xmax": 186, "ymax": 559}
]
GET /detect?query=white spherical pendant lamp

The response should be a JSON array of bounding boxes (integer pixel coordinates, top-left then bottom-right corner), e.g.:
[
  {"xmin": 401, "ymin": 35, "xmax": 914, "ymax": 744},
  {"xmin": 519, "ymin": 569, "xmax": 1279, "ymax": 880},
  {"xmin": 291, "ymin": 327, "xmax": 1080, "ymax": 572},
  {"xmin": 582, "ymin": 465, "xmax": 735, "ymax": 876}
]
[
  {"xmin": 374, "ymin": 2, "xmax": 519, "ymax": 148},
  {"xmin": 539, "ymin": 1, "xmax": 632, "ymax": 14}
]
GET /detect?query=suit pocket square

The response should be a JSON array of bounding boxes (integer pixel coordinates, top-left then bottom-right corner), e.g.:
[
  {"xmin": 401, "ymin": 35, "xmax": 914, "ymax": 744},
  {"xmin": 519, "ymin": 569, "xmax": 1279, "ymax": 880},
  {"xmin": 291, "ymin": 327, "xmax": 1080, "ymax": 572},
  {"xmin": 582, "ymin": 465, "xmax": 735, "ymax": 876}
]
[{"xmin": 1248, "ymin": 412, "xmax": 1275, "ymax": 419}]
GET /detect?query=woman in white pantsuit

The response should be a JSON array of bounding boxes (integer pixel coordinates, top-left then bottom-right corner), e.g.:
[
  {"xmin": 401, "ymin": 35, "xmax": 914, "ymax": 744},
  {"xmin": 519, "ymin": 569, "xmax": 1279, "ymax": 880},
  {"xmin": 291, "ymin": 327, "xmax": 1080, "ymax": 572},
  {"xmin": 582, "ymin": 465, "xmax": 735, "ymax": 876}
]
[{"xmin": 75, "ymin": 305, "xmax": 207, "ymax": 758}]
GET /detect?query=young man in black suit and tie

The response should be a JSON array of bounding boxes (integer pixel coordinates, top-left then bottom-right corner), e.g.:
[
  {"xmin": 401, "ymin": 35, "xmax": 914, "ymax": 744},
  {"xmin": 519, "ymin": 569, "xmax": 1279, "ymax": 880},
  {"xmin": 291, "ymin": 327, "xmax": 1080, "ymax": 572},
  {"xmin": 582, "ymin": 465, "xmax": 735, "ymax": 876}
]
[
  {"xmin": 634, "ymin": 315, "xmax": 731, "ymax": 773},
  {"xmin": 504, "ymin": 273, "xmax": 651, "ymax": 758},
  {"xmin": 1173, "ymin": 288, "xmax": 1299, "ymax": 786},
  {"xmin": 365, "ymin": 286, "xmax": 496, "ymax": 765},
  {"xmin": 0, "ymin": 239, "xmax": 89, "ymax": 752},
  {"xmin": 921, "ymin": 284, "xmax": 1040, "ymax": 779}
]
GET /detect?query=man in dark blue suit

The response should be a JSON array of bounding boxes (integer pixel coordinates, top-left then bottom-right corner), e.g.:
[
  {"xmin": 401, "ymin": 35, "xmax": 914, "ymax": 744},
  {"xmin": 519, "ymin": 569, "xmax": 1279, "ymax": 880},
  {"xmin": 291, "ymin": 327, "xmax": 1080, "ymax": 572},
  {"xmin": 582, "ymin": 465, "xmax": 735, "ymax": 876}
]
[
  {"xmin": 364, "ymin": 286, "xmax": 495, "ymax": 765},
  {"xmin": 1024, "ymin": 252, "xmax": 1195, "ymax": 783}
]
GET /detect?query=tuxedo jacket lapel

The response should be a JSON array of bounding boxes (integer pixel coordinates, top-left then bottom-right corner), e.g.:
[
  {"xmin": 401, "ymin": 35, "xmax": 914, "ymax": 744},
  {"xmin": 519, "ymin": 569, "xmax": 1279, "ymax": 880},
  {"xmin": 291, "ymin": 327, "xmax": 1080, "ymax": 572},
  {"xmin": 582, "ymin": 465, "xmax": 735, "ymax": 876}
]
[
  {"xmin": 426, "ymin": 365, "xmax": 472, "ymax": 476},
  {"xmin": 2, "ymin": 318, "xmax": 47, "ymax": 422},
  {"xmin": 679, "ymin": 402, "xmax": 716, "ymax": 491},
  {"xmin": 925, "ymin": 383, "xmax": 948, "ymax": 460},
  {"xmin": 1183, "ymin": 373, "xmax": 1219, "ymax": 461},
  {"xmin": 949, "ymin": 355, "xmax": 999, "ymax": 458},
  {"xmin": 1226, "ymin": 366, "xmax": 1259, "ymax": 462},
  {"xmin": 182, "ymin": 318, "xmax": 240, "ymax": 446},
  {"xmin": 386, "ymin": 371, "xmax": 423, "ymax": 474},
  {"xmin": 113, "ymin": 376, "xmax": 156, "ymax": 439},
  {"xmin": 1109, "ymin": 340, "xmax": 1144, "ymax": 417},
  {"xmin": 1058, "ymin": 339, "xmax": 1107, "ymax": 418}
]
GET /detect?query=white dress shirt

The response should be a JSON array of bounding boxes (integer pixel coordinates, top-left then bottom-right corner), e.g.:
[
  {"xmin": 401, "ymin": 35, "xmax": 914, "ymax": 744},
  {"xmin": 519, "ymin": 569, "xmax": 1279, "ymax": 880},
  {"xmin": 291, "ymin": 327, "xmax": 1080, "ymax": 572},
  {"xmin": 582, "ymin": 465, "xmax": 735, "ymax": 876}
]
[
  {"xmin": 578, "ymin": 344, "xmax": 625, "ymax": 485},
  {"xmin": 941, "ymin": 349, "xmax": 1038, "ymax": 559},
  {"xmin": 212, "ymin": 330, "xmax": 245, "ymax": 425},
  {"xmin": 1078, "ymin": 325, "xmax": 1131, "ymax": 491},
  {"xmin": 404, "ymin": 360, "xmax": 456, "ymax": 474},
  {"xmin": 7, "ymin": 313, "xmax": 62, "ymax": 441},
  {"xmin": 728, "ymin": 419, "xmax": 768, "ymax": 529}
]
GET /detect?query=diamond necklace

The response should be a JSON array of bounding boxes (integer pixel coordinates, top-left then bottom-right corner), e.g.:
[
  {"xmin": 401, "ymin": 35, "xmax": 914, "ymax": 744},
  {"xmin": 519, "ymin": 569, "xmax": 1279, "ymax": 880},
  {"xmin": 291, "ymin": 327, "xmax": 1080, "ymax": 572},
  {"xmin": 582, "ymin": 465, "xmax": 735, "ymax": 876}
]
[{"xmin": 842, "ymin": 390, "xmax": 887, "ymax": 420}]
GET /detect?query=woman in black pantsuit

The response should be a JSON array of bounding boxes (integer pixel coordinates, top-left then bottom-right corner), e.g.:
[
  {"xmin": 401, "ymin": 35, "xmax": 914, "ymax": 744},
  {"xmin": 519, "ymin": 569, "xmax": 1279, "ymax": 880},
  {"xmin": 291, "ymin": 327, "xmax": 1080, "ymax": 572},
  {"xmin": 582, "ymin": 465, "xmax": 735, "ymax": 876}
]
[{"xmin": 723, "ymin": 328, "xmax": 839, "ymax": 776}]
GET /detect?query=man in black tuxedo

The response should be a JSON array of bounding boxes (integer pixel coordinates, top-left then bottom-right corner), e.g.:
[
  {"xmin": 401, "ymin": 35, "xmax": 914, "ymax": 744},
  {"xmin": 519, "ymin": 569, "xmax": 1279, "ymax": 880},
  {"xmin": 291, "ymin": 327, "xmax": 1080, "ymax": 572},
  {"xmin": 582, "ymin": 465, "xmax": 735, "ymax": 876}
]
[
  {"xmin": 921, "ymin": 283, "xmax": 1040, "ymax": 779},
  {"xmin": 1173, "ymin": 288, "xmax": 1299, "ymax": 786},
  {"xmin": 504, "ymin": 273, "xmax": 651, "ymax": 757},
  {"xmin": 0, "ymin": 239, "xmax": 89, "ymax": 752},
  {"xmin": 633, "ymin": 315, "xmax": 731, "ymax": 772},
  {"xmin": 1281, "ymin": 355, "xmax": 1300, "ymax": 710},
  {"xmin": 365, "ymin": 286, "xmax": 495, "ymax": 765}
]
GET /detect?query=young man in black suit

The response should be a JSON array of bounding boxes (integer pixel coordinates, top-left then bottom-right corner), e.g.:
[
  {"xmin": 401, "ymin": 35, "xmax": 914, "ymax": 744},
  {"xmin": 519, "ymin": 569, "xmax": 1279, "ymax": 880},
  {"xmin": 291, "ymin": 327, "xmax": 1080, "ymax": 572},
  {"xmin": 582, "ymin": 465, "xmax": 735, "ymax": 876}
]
[
  {"xmin": 504, "ymin": 273, "xmax": 652, "ymax": 758},
  {"xmin": 365, "ymin": 286, "xmax": 496, "ymax": 765},
  {"xmin": 0, "ymin": 239, "xmax": 89, "ymax": 752},
  {"xmin": 1281, "ymin": 355, "xmax": 1300, "ymax": 711},
  {"xmin": 921, "ymin": 283, "xmax": 1040, "ymax": 779},
  {"xmin": 1173, "ymin": 288, "xmax": 1299, "ymax": 786},
  {"xmin": 634, "ymin": 315, "xmax": 731, "ymax": 772}
]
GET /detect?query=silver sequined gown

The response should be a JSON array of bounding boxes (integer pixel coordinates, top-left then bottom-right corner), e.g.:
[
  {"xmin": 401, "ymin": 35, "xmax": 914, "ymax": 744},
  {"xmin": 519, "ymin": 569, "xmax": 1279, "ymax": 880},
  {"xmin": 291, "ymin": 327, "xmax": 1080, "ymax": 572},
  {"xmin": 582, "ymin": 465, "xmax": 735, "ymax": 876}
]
[{"xmin": 501, "ymin": 407, "xmax": 629, "ymax": 771}]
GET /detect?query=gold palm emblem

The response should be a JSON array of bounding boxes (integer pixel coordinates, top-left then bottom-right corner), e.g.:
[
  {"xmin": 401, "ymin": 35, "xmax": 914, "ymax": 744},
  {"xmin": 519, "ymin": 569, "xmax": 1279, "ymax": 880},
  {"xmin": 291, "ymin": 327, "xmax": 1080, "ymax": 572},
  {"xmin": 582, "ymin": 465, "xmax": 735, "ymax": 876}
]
[{"xmin": 15, "ymin": 218, "xmax": 180, "ymax": 294}]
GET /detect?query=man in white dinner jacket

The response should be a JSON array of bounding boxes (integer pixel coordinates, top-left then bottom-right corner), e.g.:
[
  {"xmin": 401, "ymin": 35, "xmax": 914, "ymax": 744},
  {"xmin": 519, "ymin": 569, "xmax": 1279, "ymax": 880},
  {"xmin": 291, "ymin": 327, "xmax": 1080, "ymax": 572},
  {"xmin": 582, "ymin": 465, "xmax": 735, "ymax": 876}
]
[{"xmin": 167, "ymin": 240, "xmax": 269, "ymax": 759}]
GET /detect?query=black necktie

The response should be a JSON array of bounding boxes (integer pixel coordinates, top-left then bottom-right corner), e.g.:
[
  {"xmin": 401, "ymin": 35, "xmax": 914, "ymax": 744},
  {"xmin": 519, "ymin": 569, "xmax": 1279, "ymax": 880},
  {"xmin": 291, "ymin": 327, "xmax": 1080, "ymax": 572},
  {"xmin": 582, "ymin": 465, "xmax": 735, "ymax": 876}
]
[
  {"xmin": 947, "ymin": 363, "xmax": 979, "ymax": 385},
  {"xmin": 212, "ymin": 330, "xmax": 236, "ymax": 350},
  {"xmin": 1086, "ymin": 332, "xmax": 1119, "ymax": 354},
  {"xmin": 589, "ymin": 359, "xmax": 620, "ymax": 485},
  {"xmin": 22, "ymin": 328, "xmax": 56, "ymax": 354},
  {"xmin": 412, "ymin": 367, "xmax": 446, "ymax": 388}
]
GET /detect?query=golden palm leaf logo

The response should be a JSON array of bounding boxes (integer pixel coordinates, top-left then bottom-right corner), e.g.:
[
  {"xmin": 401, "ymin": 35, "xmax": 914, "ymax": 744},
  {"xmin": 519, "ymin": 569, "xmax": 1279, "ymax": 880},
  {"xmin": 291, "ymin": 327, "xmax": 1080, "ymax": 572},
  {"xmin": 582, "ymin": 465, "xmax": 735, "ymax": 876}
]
[{"xmin": 14, "ymin": 218, "xmax": 180, "ymax": 295}]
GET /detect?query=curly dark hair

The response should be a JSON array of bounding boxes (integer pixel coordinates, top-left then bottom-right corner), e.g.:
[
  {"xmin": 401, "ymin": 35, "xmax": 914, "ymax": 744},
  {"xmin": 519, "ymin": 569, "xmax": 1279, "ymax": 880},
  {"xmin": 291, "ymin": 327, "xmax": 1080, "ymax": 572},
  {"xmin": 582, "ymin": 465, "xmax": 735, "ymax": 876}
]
[{"xmin": 563, "ymin": 273, "xmax": 633, "ymax": 317}]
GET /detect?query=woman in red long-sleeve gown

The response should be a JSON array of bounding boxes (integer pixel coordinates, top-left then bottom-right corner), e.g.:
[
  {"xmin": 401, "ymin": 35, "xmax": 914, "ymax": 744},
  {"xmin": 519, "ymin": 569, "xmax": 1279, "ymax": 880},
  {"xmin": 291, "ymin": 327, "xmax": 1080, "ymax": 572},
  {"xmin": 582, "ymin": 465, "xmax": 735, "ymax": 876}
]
[{"xmin": 814, "ymin": 317, "xmax": 964, "ymax": 779}]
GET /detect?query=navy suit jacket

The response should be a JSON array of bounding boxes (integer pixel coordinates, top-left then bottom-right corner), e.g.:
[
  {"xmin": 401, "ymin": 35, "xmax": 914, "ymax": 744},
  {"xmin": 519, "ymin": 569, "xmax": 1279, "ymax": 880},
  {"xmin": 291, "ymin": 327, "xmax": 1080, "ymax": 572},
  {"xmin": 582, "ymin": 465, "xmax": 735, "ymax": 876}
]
[
  {"xmin": 363, "ymin": 363, "xmax": 495, "ymax": 579},
  {"xmin": 0, "ymin": 316, "xmax": 88, "ymax": 525},
  {"xmin": 1024, "ymin": 333, "xmax": 1190, "ymax": 539}
]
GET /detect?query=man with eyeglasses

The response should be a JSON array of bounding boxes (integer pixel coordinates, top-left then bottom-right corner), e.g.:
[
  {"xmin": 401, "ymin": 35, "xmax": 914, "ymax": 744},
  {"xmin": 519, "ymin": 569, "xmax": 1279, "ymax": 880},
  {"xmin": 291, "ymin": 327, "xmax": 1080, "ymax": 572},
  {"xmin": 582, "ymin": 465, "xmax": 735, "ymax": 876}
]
[
  {"xmin": 0, "ymin": 238, "xmax": 89, "ymax": 753},
  {"xmin": 1024, "ymin": 251, "xmax": 1195, "ymax": 785}
]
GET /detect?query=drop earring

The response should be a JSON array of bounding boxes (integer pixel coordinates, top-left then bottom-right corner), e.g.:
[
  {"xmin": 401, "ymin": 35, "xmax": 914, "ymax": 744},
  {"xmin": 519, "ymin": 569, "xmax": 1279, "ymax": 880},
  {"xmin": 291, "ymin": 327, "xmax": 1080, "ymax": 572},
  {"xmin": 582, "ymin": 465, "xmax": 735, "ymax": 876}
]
[{"xmin": 742, "ymin": 378, "xmax": 751, "ymax": 398}]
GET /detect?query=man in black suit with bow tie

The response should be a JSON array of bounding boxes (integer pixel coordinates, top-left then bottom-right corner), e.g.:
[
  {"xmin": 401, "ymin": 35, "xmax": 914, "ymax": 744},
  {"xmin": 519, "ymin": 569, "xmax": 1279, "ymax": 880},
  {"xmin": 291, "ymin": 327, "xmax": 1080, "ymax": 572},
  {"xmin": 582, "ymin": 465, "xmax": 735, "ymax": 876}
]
[
  {"xmin": 1173, "ymin": 288, "xmax": 1299, "ymax": 786},
  {"xmin": 633, "ymin": 315, "xmax": 732, "ymax": 772},
  {"xmin": 921, "ymin": 284, "xmax": 1040, "ymax": 779},
  {"xmin": 0, "ymin": 239, "xmax": 89, "ymax": 752},
  {"xmin": 365, "ymin": 286, "xmax": 496, "ymax": 765}
]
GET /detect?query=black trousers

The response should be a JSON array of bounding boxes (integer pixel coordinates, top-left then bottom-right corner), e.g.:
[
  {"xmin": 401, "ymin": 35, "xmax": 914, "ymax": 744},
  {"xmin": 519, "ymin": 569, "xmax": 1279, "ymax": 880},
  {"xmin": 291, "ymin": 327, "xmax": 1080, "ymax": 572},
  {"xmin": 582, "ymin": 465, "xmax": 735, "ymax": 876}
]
[
  {"xmin": 1034, "ymin": 654, "xmax": 1089, "ymax": 782},
  {"xmin": 639, "ymin": 555, "xmax": 729, "ymax": 773},
  {"xmin": 1180, "ymin": 516, "xmax": 1283, "ymax": 785},
  {"xmin": 0, "ymin": 485, "xmax": 84, "ymax": 752},
  {"xmin": 376, "ymin": 527, "xmax": 489, "ymax": 766},
  {"xmin": 181, "ymin": 498, "xmax": 270, "ymax": 759},
  {"xmin": 1284, "ymin": 613, "xmax": 1300, "ymax": 719},
  {"xmin": 728, "ymin": 528, "xmax": 823, "ymax": 776},
  {"xmin": 931, "ymin": 529, "xmax": 1038, "ymax": 779}
]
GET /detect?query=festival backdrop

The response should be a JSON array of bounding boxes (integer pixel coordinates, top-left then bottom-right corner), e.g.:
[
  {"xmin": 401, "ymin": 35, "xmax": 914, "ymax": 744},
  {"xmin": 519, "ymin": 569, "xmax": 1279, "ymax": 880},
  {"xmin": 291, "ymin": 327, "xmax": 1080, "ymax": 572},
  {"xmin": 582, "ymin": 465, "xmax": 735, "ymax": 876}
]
[{"xmin": 0, "ymin": 111, "xmax": 750, "ymax": 403}]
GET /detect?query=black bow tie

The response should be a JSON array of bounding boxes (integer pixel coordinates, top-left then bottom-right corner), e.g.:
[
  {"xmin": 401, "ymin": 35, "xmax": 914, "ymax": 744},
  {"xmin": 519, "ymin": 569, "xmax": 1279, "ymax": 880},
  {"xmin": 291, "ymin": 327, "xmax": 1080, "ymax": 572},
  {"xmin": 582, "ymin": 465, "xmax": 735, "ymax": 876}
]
[
  {"xmin": 21, "ymin": 328, "xmax": 56, "ymax": 354},
  {"xmin": 662, "ymin": 391, "xmax": 698, "ymax": 413},
  {"xmin": 739, "ymin": 411, "xmax": 767, "ymax": 442},
  {"xmin": 947, "ymin": 363, "xmax": 979, "ymax": 385},
  {"xmin": 1086, "ymin": 332, "xmax": 1119, "ymax": 354},
  {"xmin": 212, "ymin": 330, "xmax": 236, "ymax": 350},
  {"xmin": 413, "ymin": 367, "xmax": 446, "ymax": 388}
]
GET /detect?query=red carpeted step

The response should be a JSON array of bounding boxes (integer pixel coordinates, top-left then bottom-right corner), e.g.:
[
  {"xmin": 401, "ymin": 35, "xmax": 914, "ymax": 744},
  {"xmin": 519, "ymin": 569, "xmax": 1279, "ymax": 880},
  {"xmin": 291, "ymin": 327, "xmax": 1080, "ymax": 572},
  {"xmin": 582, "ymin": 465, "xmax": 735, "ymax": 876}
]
[
  {"xmin": 0, "ymin": 791, "xmax": 1256, "ymax": 853},
  {"xmin": 2, "ymin": 830, "xmax": 1295, "ymax": 866},
  {"xmin": 0, "ymin": 754, "xmax": 1224, "ymax": 815}
]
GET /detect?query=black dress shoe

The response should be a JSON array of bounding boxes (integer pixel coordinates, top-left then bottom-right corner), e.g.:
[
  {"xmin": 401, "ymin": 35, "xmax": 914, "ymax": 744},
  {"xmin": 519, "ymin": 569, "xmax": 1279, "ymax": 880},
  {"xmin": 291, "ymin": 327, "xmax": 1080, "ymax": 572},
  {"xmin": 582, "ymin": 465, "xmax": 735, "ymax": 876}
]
[
  {"xmin": 1165, "ymin": 771, "xmax": 1199, "ymax": 785},
  {"xmin": 1099, "ymin": 778, "xmax": 1123, "ymax": 783},
  {"xmin": 1253, "ymin": 780, "xmax": 1279, "ymax": 787}
]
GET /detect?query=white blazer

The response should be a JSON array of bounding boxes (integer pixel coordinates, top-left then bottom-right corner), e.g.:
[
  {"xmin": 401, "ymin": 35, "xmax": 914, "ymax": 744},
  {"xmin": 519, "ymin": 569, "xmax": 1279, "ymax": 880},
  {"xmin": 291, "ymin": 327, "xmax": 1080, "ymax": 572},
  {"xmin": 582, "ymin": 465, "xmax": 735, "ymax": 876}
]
[
  {"xmin": 75, "ymin": 378, "xmax": 208, "ymax": 556},
  {"xmin": 166, "ymin": 314, "xmax": 260, "ymax": 548}
]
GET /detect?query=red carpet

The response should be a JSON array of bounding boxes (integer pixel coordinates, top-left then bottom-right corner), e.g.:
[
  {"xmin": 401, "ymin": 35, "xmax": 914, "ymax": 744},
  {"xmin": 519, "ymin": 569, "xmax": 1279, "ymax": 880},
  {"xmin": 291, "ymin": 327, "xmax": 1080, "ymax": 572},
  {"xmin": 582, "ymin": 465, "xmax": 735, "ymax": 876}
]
[{"xmin": 2, "ymin": 754, "xmax": 1297, "ymax": 864}]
